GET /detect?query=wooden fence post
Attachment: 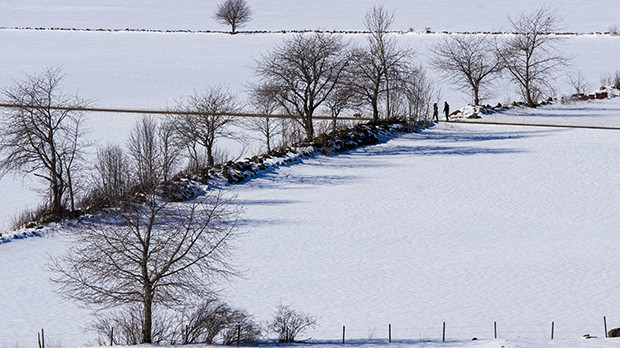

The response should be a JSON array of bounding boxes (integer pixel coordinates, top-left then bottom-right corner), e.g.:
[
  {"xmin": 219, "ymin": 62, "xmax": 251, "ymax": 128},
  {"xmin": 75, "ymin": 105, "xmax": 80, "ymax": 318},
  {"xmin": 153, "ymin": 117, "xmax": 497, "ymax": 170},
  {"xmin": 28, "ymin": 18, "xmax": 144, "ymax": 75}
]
[
  {"xmin": 41, "ymin": 329, "xmax": 45, "ymax": 348},
  {"xmin": 389, "ymin": 324, "xmax": 391, "ymax": 343},
  {"xmin": 442, "ymin": 322, "xmax": 446, "ymax": 342},
  {"xmin": 237, "ymin": 324, "xmax": 241, "ymax": 345},
  {"xmin": 110, "ymin": 327, "xmax": 114, "ymax": 346},
  {"xmin": 551, "ymin": 322, "xmax": 554, "ymax": 340},
  {"xmin": 38, "ymin": 331, "xmax": 41, "ymax": 348},
  {"xmin": 494, "ymin": 321, "xmax": 497, "ymax": 339},
  {"xmin": 605, "ymin": 316, "xmax": 608, "ymax": 338},
  {"xmin": 342, "ymin": 326, "xmax": 345, "ymax": 344}
]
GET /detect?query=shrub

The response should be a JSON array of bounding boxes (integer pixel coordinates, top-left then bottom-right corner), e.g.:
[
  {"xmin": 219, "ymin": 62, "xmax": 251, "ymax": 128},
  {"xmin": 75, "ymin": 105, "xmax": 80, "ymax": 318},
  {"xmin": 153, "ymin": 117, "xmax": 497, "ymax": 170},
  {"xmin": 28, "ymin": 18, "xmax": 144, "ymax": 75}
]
[
  {"xmin": 268, "ymin": 304, "xmax": 316, "ymax": 343},
  {"xmin": 221, "ymin": 310, "xmax": 263, "ymax": 345}
]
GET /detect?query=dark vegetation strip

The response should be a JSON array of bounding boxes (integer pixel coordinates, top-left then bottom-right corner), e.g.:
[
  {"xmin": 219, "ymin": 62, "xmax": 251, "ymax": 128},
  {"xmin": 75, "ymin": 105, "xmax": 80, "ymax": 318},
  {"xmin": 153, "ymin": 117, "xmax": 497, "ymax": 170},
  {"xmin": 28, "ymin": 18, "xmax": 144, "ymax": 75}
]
[{"xmin": 0, "ymin": 26, "xmax": 617, "ymax": 36}]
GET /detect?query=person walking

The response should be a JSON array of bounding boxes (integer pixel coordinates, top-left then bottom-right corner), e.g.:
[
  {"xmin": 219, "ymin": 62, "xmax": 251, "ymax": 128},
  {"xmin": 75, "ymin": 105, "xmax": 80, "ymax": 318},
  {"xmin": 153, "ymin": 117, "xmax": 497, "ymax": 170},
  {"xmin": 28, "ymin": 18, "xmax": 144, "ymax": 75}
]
[
  {"xmin": 432, "ymin": 103, "xmax": 439, "ymax": 122},
  {"xmin": 443, "ymin": 101, "xmax": 450, "ymax": 121}
]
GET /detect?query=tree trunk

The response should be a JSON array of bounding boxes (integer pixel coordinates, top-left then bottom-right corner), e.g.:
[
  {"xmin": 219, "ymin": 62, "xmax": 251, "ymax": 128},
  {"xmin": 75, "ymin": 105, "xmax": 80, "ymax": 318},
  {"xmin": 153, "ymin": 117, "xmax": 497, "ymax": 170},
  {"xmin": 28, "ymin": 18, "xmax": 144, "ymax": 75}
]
[
  {"xmin": 142, "ymin": 294, "xmax": 153, "ymax": 343},
  {"xmin": 371, "ymin": 98, "xmax": 379, "ymax": 125}
]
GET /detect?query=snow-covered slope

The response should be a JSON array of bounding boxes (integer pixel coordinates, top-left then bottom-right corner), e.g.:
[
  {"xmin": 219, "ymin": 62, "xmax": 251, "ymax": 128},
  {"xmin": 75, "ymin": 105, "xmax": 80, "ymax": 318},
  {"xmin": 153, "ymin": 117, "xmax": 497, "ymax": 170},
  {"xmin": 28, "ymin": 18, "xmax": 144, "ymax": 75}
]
[
  {"xmin": 2, "ymin": 2, "xmax": 620, "ymax": 347},
  {"xmin": 0, "ymin": 30, "xmax": 618, "ymax": 229},
  {"xmin": 1, "ymin": 0, "xmax": 619, "ymax": 33},
  {"xmin": 2, "ymin": 106, "xmax": 620, "ymax": 347}
]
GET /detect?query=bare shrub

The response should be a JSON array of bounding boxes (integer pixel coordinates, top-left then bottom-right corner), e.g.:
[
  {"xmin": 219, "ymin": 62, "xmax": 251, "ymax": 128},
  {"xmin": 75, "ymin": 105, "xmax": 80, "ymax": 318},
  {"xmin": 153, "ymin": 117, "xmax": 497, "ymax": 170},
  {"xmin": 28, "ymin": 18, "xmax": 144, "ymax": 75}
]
[
  {"xmin": 567, "ymin": 70, "xmax": 592, "ymax": 95},
  {"xmin": 601, "ymin": 70, "xmax": 620, "ymax": 89},
  {"xmin": 221, "ymin": 310, "xmax": 262, "ymax": 345},
  {"xmin": 174, "ymin": 299, "xmax": 262, "ymax": 345},
  {"xmin": 609, "ymin": 24, "xmax": 619, "ymax": 36},
  {"xmin": 10, "ymin": 205, "xmax": 53, "ymax": 230},
  {"xmin": 91, "ymin": 305, "xmax": 172, "ymax": 345},
  {"xmin": 268, "ymin": 304, "xmax": 316, "ymax": 343}
]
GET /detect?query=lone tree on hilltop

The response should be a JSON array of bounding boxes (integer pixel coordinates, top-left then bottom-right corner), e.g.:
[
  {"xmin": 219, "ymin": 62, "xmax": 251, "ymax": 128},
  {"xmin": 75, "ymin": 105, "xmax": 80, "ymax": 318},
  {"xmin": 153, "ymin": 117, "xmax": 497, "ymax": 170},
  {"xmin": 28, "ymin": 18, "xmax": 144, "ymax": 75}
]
[
  {"xmin": 432, "ymin": 34, "xmax": 503, "ymax": 105},
  {"xmin": 214, "ymin": 0, "xmax": 253, "ymax": 34},
  {"xmin": 0, "ymin": 67, "xmax": 88, "ymax": 218},
  {"xmin": 497, "ymin": 6, "xmax": 567, "ymax": 107}
]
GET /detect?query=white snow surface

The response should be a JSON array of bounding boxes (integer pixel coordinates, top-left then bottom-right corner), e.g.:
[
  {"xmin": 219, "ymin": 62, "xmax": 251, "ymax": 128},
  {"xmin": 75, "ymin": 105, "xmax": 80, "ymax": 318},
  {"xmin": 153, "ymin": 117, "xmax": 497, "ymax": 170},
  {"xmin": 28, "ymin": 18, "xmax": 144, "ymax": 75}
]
[
  {"xmin": 2, "ymin": 2, "xmax": 620, "ymax": 348},
  {"xmin": 1, "ymin": 0, "xmax": 619, "ymax": 33},
  {"xmin": 3, "ymin": 110, "xmax": 620, "ymax": 347}
]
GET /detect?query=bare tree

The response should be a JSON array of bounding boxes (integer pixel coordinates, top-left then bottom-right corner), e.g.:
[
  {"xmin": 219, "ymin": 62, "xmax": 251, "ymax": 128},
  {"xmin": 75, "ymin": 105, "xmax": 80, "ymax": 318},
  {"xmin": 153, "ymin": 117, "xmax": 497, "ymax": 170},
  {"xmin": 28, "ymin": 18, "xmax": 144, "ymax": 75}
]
[
  {"xmin": 0, "ymin": 67, "xmax": 87, "ymax": 217},
  {"xmin": 396, "ymin": 65, "xmax": 437, "ymax": 123},
  {"xmin": 432, "ymin": 34, "xmax": 503, "ymax": 105},
  {"xmin": 346, "ymin": 6, "xmax": 410, "ymax": 124},
  {"xmin": 171, "ymin": 86, "xmax": 240, "ymax": 170},
  {"xmin": 364, "ymin": 5, "xmax": 402, "ymax": 120},
  {"xmin": 93, "ymin": 144, "xmax": 132, "ymax": 204},
  {"xmin": 254, "ymin": 33, "xmax": 349, "ymax": 141},
  {"xmin": 323, "ymin": 82, "xmax": 356, "ymax": 134},
  {"xmin": 214, "ymin": 0, "xmax": 253, "ymax": 34},
  {"xmin": 158, "ymin": 118, "xmax": 184, "ymax": 183},
  {"xmin": 51, "ymin": 189, "xmax": 241, "ymax": 344},
  {"xmin": 247, "ymin": 83, "xmax": 281, "ymax": 153},
  {"xmin": 128, "ymin": 117, "xmax": 162, "ymax": 191},
  {"xmin": 497, "ymin": 6, "xmax": 567, "ymax": 107}
]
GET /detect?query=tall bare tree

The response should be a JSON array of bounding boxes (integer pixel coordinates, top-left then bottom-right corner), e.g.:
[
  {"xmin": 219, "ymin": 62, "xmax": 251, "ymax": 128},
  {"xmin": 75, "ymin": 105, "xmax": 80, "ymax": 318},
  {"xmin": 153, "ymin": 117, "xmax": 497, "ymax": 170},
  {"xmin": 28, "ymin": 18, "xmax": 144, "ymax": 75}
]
[
  {"xmin": 51, "ymin": 190, "xmax": 241, "ymax": 344},
  {"xmin": 214, "ymin": 0, "xmax": 253, "ymax": 34},
  {"xmin": 171, "ymin": 86, "xmax": 240, "ymax": 170},
  {"xmin": 365, "ymin": 5, "xmax": 398, "ymax": 119},
  {"xmin": 0, "ymin": 67, "xmax": 87, "ymax": 217},
  {"xmin": 497, "ymin": 6, "xmax": 567, "ymax": 107},
  {"xmin": 346, "ymin": 6, "xmax": 410, "ymax": 124},
  {"xmin": 432, "ymin": 34, "xmax": 503, "ymax": 105},
  {"xmin": 93, "ymin": 144, "xmax": 132, "ymax": 205},
  {"xmin": 128, "ymin": 117, "xmax": 162, "ymax": 191},
  {"xmin": 396, "ymin": 65, "xmax": 437, "ymax": 123},
  {"xmin": 247, "ymin": 83, "xmax": 281, "ymax": 153},
  {"xmin": 254, "ymin": 33, "xmax": 349, "ymax": 141}
]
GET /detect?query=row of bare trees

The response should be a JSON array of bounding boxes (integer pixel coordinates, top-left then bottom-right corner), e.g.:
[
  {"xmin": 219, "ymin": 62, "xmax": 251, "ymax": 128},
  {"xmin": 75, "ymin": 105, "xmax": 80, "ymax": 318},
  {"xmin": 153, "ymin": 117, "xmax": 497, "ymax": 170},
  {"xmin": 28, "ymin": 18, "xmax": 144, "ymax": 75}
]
[
  {"xmin": 254, "ymin": 6, "xmax": 437, "ymax": 142},
  {"xmin": 432, "ymin": 6, "xmax": 567, "ymax": 108}
]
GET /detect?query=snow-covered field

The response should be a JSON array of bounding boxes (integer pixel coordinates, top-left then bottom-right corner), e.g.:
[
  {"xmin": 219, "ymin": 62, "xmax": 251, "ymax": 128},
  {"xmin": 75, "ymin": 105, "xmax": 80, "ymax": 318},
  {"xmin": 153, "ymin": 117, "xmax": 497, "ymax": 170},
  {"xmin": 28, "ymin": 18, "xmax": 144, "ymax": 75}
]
[
  {"xmin": 2, "ymin": 101, "xmax": 620, "ymax": 347},
  {"xmin": 2, "ymin": 1, "xmax": 620, "ymax": 348},
  {"xmin": 0, "ymin": 30, "xmax": 618, "ymax": 230}
]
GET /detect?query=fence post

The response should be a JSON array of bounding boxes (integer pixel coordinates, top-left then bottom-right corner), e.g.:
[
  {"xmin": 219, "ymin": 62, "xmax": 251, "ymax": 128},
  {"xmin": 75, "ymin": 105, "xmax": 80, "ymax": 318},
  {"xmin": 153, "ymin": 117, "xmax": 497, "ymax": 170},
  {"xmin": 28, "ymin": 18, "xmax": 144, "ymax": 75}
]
[
  {"xmin": 38, "ymin": 331, "xmax": 41, "ymax": 348},
  {"xmin": 442, "ymin": 322, "xmax": 446, "ymax": 342},
  {"xmin": 41, "ymin": 329, "xmax": 45, "ymax": 348},
  {"xmin": 551, "ymin": 322, "xmax": 554, "ymax": 340},
  {"xmin": 605, "ymin": 316, "xmax": 608, "ymax": 338},
  {"xmin": 494, "ymin": 321, "xmax": 497, "ymax": 339},
  {"xmin": 342, "ymin": 326, "xmax": 345, "ymax": 344},
  {"xmin": 237, "ymin": 324, "xmax": 241, "ymax": 345},
  {"xmin": 110, "ymin": 327, "xmax": 114, "ymax": 346},
  {"xmin": 389, "ymin": 324, "xmax": 391, "ymax": 343}
]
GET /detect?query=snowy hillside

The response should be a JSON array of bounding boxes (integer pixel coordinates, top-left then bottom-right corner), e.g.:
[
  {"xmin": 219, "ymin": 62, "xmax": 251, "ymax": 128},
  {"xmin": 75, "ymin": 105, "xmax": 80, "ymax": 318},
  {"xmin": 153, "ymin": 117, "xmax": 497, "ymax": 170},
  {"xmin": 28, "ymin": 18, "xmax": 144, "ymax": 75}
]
[
  {"xmin": 0, "ymin": 30, "xmax": 618, "ymax": 229},
  {"xmin": 1, "ymin": 1, "xmax": 620, "ymax": 348},
  {"xmin": 2, "ymin": 100, "xmax": 620, "ymax": 347},
  {"xmin": 1, "ymin": 0, "xmax": 619, "ymax": 33}
]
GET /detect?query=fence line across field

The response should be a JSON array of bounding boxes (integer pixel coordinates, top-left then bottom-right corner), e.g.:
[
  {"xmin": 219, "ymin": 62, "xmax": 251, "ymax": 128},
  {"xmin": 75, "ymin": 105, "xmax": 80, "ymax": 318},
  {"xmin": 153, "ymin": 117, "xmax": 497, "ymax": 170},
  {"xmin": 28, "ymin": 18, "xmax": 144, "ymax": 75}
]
[{"xmin": 0, "ymin": 103, "xmax": 375, "ymax": 122}]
